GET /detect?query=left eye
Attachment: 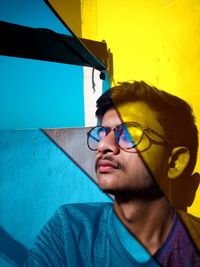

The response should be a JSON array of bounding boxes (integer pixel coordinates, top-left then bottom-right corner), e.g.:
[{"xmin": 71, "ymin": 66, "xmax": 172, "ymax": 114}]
[
  {"xmin": 98, "ymin": 131, "xmax": 105, "ymax": 140},
  {"xmin": 96, "ymin": 127, "xmax": 107, "ymax": 141},
  {"xmin": 117, "ymin": 128, "xmax": 135, "ymax": 148}
]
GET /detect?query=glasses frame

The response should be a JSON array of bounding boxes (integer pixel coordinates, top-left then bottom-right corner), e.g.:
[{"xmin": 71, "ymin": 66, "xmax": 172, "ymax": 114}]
[{"xmin": 87, "ymin": 121, "xmax": 172, "ymax": 151}]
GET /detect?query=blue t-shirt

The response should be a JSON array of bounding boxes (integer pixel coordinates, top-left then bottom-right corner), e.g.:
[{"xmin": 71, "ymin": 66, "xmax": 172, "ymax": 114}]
[{"xmin": 25, "ymin": 203, "xmax": 200, "ymax": 267}]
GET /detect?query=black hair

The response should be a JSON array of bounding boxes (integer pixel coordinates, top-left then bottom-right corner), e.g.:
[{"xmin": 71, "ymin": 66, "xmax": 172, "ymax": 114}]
[{"xmin": 96, "ymin": 81, "xmax": 198, "ymax": 177}]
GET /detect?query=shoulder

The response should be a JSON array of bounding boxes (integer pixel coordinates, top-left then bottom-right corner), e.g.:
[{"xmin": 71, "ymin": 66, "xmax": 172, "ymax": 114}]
[
  {"xmin": 53, "ymin": 202, "xmax": 113, "ymax": 228},
  {"xmin": 155, "ymin": 211, "xmax": 200, "ymax": 265},
  {"xmin": 34, "ymin": 202, "xmax": 113, "ymax": 248},
  {"xmin": 60, "ymin": 202, "xmax": 113, "ymax": 212},
  {"xmin": 178, "ymin": 210, "xmax": 200, "ymax": 251},
  {"xmin": 48, "ymin": 202, "xmax": 114, "ymax": 245},
  {"xmin": 58, "ymin": 202, "xmax": 113, "ymax": 217},
  {"xmin": 25, "ymin": 203, "xmax": 114, "ymax": 266}
]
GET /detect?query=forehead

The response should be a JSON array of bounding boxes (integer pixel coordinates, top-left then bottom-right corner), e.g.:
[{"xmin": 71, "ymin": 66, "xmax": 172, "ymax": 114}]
[{"xmin": 102, "ymin": 101, "xmax": 164, "ymax": 134}]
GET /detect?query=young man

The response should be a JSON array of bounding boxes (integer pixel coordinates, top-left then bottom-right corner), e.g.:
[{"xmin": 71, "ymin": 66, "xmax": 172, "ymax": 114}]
[{"xmin": 25, "ymin": 81, "xmax": 200, "ymax": 266}]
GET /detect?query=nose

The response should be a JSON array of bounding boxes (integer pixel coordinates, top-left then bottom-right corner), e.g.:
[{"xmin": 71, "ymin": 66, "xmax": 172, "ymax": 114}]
[{"xmin": 96, "ymin": 131, "xmax": 120, "ymax": 155}]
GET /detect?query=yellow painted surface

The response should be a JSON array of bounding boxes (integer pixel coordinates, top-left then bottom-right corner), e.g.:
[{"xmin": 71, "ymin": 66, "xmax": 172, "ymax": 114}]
[
  {"xmin": 52, "ymin": 0, "xmax": 200, "ymax": 216},
  {"xmin": 48, "ymin": 0, "xmax": 82, "ymax": 37},
  {"xmin": 81, "ymin": 0, "xmax": 97, "ymax": 39}
]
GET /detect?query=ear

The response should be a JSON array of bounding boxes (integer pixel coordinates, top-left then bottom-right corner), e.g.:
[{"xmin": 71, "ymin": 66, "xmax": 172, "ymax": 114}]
[{"xmin": 168, "ymin": 146, "xmax": 190, "ymax": 179}]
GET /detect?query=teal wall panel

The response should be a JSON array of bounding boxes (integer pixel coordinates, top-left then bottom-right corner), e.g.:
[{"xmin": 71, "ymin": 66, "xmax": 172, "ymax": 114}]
[
  {"xmin": 0, "ymin": 0, "xmax": 70, "ymax": 35},
  {"xmin": 0, "ymin": 2, "xmax": 111, "ymax": 266},
  {"xmin": 0, "ymin": 56, "xmax": 85, "ymax": 129},
  {"xmin": 0, "ymin": 129, "xmax": 111, "ymax": 265},
  {"xmin": 0, "ymin": 0, "xmax": 86, "ymax": 129}
]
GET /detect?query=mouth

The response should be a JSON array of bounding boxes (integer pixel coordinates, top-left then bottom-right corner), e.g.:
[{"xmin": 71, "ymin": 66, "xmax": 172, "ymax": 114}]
[{"xmin": 96, "ymin": 159, "xmax": 118, "ymax": 173}]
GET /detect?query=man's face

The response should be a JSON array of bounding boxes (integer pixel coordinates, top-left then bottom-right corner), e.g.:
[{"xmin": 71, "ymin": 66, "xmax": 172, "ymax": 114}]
[{"xmin": 95, "ymin": 101, "xmax": 171, "ymax": 199}]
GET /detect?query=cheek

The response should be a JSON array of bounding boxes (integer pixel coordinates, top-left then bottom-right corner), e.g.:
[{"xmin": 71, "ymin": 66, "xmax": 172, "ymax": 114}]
[
  {"xmin": 136, "ymin": 135, "xmax": 151, "ymax": 152},
  {"xmin": 123, "ymin": 152, "xmax": 149, "ymax": 176},
  {"xmin": 140, "ymin": 147, "xmax": 169, "ymax": 182}
]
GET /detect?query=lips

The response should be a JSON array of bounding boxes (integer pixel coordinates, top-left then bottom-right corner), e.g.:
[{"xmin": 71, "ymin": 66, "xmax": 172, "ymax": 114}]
[{"xmin": 97, "ymin": 159, "xmax": 118, "ymax": 173}]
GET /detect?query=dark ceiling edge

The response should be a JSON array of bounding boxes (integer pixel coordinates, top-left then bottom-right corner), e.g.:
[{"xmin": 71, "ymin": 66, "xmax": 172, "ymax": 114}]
[
  {"xmin": 44, "ymin": 0, "xmax": 107, "ymax": 71},
  {"xmin": 0, "ymin": 20, "xmax": 107, "ymax": 73}
]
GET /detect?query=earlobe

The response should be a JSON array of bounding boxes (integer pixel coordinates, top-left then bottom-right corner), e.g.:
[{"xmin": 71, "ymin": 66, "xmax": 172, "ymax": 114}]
[{"xmin": 168, "ymin": 147, "xmax": 190, "ymax": 179}]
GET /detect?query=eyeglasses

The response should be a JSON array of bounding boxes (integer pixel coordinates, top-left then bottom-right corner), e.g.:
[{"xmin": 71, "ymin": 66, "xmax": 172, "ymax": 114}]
[{"xmin": 87, "ymin": 122, "xmax": 172, "ymax": 151}]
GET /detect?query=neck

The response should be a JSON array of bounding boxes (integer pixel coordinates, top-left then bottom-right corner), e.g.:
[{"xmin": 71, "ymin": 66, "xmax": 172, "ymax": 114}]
[{"xmin": 114, "ymin": 195, "xmax": 175, "ymax": 255}]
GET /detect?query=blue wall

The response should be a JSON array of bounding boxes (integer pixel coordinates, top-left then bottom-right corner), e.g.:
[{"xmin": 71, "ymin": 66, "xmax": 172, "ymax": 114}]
[
  {"xmin": 0, "ymin": 56, "xmax": 85, "ymax": 129},
  {"xmin": 0, "ymin": 130, "xmax": 111, "ymax": 266},
  {"xmin": 0, "ymin": 0, "xmax": 70, "ymax": 34},
  {"xmin": 0, "ymin": 2, "xmax": 111, "ymax": 266}
]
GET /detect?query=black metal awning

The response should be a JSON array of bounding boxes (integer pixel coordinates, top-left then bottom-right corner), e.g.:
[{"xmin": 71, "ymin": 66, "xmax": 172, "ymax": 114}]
[{"xmin": 0, "ymin": 20, "xmax": 107, "ymax": 72}]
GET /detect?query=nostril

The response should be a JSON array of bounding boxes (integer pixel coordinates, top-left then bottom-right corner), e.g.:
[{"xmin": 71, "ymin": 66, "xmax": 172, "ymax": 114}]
[{"xmin": 102, "ymin": 148, "xmax": 114, "ymax": 154}]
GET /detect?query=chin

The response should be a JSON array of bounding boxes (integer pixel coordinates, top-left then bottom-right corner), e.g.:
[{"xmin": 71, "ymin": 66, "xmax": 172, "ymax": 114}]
[
  {"xmin": 97, "ymin": 172, "xmax": 120, "ymax": 188},
  {"xmin": 97, "ymin": 179, "xmax": 117, "ymax": 194},
  {"xmin": 97, "ymin": 178, "xmax": 127, "ymax": 196},
  {"xmin": 99, "ymin": 186, "xmax": 119, "ymax": 197},
  {"xmin": 98, "ymin": 182, "xmax": 165, "ymax": 201}
]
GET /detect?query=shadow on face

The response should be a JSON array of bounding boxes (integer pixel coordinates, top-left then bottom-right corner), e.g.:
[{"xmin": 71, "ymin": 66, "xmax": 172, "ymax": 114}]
[{"xmin": 113, "ymin": 100, "xmax": 199, "ymax": 211}]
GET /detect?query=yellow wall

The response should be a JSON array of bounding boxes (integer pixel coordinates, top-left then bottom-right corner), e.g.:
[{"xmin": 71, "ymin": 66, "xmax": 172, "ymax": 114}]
[
  {"xmin": 48, "ymin": 0, "xmax": 82, "ymax": 37},
  {"xmin": 49, "ymin": 0, "xmax": 200, "ymax": 216}
]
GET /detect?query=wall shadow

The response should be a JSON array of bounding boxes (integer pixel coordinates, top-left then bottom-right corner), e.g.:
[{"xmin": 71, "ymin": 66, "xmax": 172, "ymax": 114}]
[{"xmin": 0, "ymin": 225, "xmax": 28, "ymax": 266}]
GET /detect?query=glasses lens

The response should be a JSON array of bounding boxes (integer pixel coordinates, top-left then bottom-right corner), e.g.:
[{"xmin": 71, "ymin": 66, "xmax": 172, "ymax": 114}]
[
  {"xmin": 88, "ymin": 126, "xmax": 107, "ymax": 150},
  {"xmin": 117, "ymin": 124, "xmax": 143, "ymax": 149}
]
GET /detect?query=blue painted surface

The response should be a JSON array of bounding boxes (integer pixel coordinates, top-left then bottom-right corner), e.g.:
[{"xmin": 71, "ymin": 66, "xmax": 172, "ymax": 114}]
[
  {"xmin": 0, "ymin": 0, "xmax": 87, "ymax": 129},
  {"xmin": 0, "ymin": 56, "xmax": 85, "ymax": 129},
  {"xmin": 102, "ymin": 70, "xmax": 111, "ymax": 93},
  {"xmin": 0, "ymin": 0, "xmax": 71, "ymax": 35},
  {"xmin": 0, "ymin": 1, "xmax": 107, "ymax": 129},
  {"xmin": 0, "ymin": 2, "xmax": 111, "ymax": 266},
  {"xmin": 0, "ymin": 129, "xmax": 111, "ymax": 266}
]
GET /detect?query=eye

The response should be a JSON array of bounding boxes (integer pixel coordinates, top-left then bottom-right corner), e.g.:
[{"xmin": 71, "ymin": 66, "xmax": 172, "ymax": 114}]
[
  {"xmin": 117, "ymin": 123, "xmax": 144, "ymax": 149},
  {"xmin": 94, "ymin": 126, "xmax": 107, "ymax": 141},
  {"xmin": 87, "ymin": 126, "xmax": 107, "ymax": 151},
  {"xmin": 116, "ymin": 124, "xmax": 134, "ymax": 148},
  {"xmin": 98, "ymin": 128, "xmax": 106, "ymax": 140},
  {"xmin": 127, "ymin": 125, "xmax": 143, "ymax": 145}
]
